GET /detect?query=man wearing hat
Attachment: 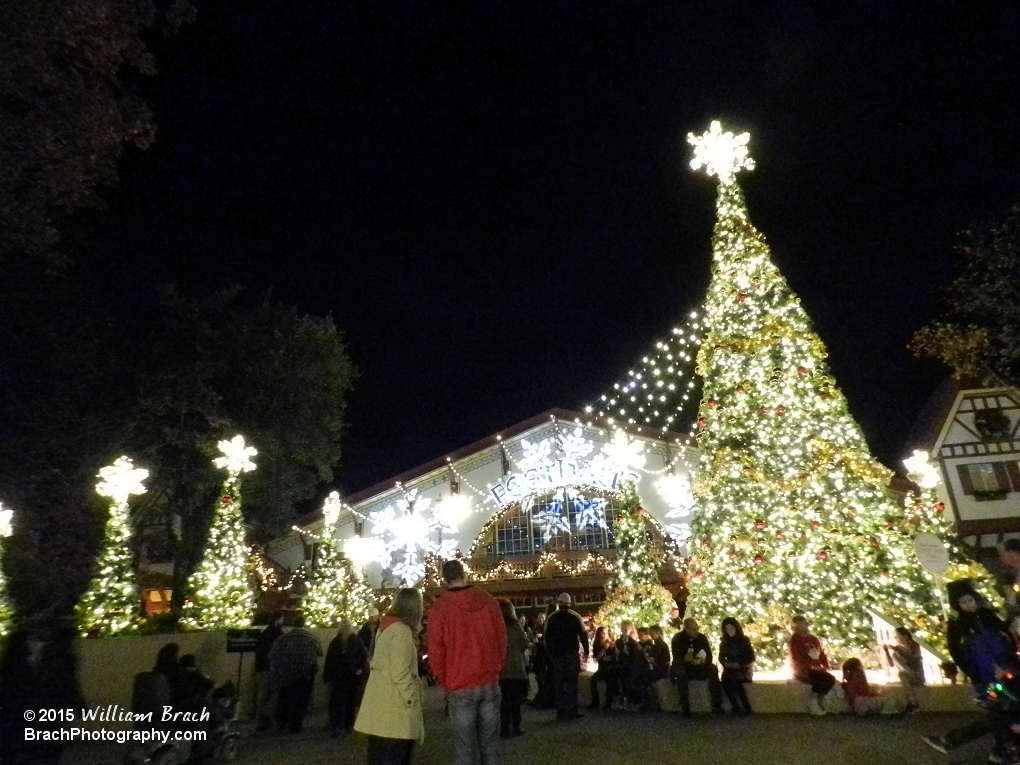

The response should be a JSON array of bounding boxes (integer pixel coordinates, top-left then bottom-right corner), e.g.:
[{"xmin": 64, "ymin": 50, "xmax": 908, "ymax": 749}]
[{"xmin": 543, "ymin": 593, "xmax": 589, "ymax": 721}]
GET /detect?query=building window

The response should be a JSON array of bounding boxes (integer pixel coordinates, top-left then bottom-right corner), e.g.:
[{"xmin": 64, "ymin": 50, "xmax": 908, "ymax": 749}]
[
  {"xmin": 957, "ymin": 461, "xmax": 1017, "ymax": 500},
  {"xmin": 477, "ymin": 490, "xmax": 666, "ymax": 557}
]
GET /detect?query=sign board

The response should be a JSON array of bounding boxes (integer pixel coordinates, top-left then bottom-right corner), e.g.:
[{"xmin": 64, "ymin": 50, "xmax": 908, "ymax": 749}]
[
  {"xmin": 914, "ymin": 532, "xmax": 950, "ymax": 575},
  {"xmin": 226, "ymin": 628, "xmax": 262, "ymax": 654}
]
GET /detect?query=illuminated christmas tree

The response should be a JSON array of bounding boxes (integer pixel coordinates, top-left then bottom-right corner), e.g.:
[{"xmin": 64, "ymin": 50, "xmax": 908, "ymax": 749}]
[
  {"xmin": 76, "ymin": 457, "xmax": 149, "ymax": 636},
  {"xmin": 683, "ymin": 121, "xmax": 968, "ymax": 666},
  {"xmin": 302, "ymin": 492, "xmax": 374, "ymax": 627},
  {"xmin": 181, "ymin": 435, "xmax": 257, "ymax": 630},
  {"xmin": 0, "ymin": 503, "xmax": 14, "ymax": 636},
  {"xmin": 595, "ymin": 479, "xmax": 674, "ymax": 633}
]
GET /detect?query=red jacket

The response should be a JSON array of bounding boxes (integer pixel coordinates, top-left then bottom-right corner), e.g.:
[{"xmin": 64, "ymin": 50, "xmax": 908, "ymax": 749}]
[
  {"xmin": 788, "ymin": 633, "xmax": 829, "ymax": 677},
  {"xmin": 427, "ymin": 586, "xmax": 507, "ymax": 691}
]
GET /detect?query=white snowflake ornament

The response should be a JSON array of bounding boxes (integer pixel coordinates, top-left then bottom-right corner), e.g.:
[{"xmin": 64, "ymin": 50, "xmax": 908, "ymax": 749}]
[
  {"xmin": 688, "ymin": 120, "xmax": 755, "ymax": 183},
  {"xmin": 213, "ymin": 435, "xmax": 258, "ymax": 477},
  {"xmin": 602, "ymin": 429, "xmax": 647, "ymax": 472},
  {"xmin": 903, "ymin": 450, "xmax": 942, "ymax": 489},
  {"xmin": 96, "ymin": 456, "xmax": 149, "ymax": 505},
  {"xmin": 518, "ymin": 438, "xmax": 553, "ymax": 471}
]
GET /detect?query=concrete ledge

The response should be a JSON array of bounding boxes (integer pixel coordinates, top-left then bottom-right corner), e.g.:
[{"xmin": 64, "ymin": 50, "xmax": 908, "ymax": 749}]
[{"xmin": 582, "ymin": 672, "xmax": 977, "ymax": 714}]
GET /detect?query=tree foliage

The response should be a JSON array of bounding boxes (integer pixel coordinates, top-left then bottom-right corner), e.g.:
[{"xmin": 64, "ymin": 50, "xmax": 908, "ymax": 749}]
[
  {"xmin": 911, "ymin": 202, "xmax": 1020, "ymax": 385},
  {"xmin": 0, "ymin": 0, "xmax": 193, "ymax": 267}
]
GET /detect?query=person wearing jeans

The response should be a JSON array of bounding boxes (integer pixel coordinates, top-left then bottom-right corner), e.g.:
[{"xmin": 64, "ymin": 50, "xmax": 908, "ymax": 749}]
[{"xmin": 427, "ymin": 560, "xmax": 507, "ymax": 765}]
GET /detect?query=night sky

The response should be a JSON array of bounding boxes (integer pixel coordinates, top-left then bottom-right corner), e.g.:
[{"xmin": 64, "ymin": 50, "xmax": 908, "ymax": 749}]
[{"xmin": 82, "ymin": 3, "xmax": 1020, "ymax": 495}]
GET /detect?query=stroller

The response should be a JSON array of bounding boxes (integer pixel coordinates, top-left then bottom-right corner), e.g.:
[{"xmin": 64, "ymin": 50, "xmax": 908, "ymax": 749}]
[{"xmin": 126, "ymin": 675, "xmax": 241, "ymax": 765}]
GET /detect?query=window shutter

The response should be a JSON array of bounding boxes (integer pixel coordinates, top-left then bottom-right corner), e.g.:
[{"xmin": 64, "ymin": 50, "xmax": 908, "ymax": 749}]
[
  {"xmin": 957, "ymin": 464, "xmax": 975, "ymax": 495},
  {"xmin": 1005, "ymin": 461, "xmax": 1020, "ymax": 492},
  {"xmin": 994, "ymin": 462, "xmax": 1011, "ymax": 492}
]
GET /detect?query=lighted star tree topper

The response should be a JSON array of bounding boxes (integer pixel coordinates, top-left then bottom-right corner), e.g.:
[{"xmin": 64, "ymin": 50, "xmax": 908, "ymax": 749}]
[
  {"xmin": 683, "ymin": 120, "xmax": 968, "ymax": 666},
  {"xmin": 595, "ymin": 479, "xmax": 674, "ymax": 633},
  {"xmin": 0, "ymin": 503, "xmax": 14, "ymax": 636},
  {"xmin": 76, "ymin": 457, "xmax": 149, "ymax": 636},
  {"xmin": 302, "ymin": 492, "xmax": 374, "ymax": 627},
  {"xmin": 181, "ymin": 435, "xmax": 258, "ymax": 630}
]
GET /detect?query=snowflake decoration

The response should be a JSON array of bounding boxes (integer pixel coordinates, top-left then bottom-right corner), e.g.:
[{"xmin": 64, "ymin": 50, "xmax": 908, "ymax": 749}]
[
  {"xmin": 574, "ymin": 496, "xmax": 607, "ymax": 531},
  {"xmin": 370, "ymin": 489, "xmax": 458, "ymax": 583},
  {"xmin": 533, "ymin": 494, "xmax": 572, "ymax": 543},
  {"xmin": 602, "ymin": 429, "xmax": 647, "ymax": 472},
  {"xmin": 657, "ymin": 474, "xmax": 696, "ymax": 544},
  {"xmin": 322, "ymin": 491, "xmax": 343, "ymax": 527},
  {"xmin": 0, "ymin": 503, "xmax": 12, "ymax": 538},
  {"xmin": 518, "ymin": 438, "xmax": 553, "ymax": 471},
  {"xmin": 95, "ymin": 456, "xmax": 149, "ymax": 505},
  {"xmin": 687, "ymin": 120, "xmax": 755, "ymax": 183},
  {"xmin": 559, "ymin": 427, "xmax": 595, "ymax": 463},
  {"xmin": 213, "ymin": 435, "xmax": 258, "ymax": 477},
  {"xmin": 903, "ymin": 450, "xmax": 942, "ymax": 490}
]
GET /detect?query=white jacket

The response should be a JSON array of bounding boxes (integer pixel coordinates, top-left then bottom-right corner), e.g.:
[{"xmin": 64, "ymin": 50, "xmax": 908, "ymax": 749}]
[{"xmin": 353, "ymin": 619, "xmax": 423, "ymax": 742}]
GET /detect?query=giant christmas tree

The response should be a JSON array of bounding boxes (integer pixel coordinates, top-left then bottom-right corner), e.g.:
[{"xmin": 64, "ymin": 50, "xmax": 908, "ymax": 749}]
[
  {"xmin": 595, "ymin": 480, "xmax": 674, "ymax": 633},
  {"xmin": 303, "ymin": 492, "xmax": 374, "ymax": 628},
  {"xmin": 683, "ymin": 121, "xmax": 967, "ymax": 666}
]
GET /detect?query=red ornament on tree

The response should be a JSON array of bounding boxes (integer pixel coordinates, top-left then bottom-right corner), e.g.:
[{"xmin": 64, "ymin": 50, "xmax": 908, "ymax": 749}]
[
  {"xmin": 752, "ymin": 554, "xmax": 764, "ymax": 565},
  {"xmin": 708, "ymin": 400, "xmax": 718, "ymax": 408},
  {"xmin": 810, "ymin": 521, "xmax": 820, "ymax": 530},
  {"xmin": 222, "ymin": 496, "xmax": 233, "ymax": 505},
  {"xmin": 775, "ymin": 531, "xmax": 785, "ymax": 540},
  {"xmin": 698, "ymin": 418, "xmax": 707, "ymax": 427},
  {"xmin": 737, "ymin": 293, "xmax": 747, "ymax": 302},
  {"xmin": 796, "ymin": 368, "xmax": 807, "ymax": 377},
  {"xmin": 935, "ymin": 502, "xmax": 945, "ymax": 512},
  {"xmin": 759, "ymin": 407, "xmax": 768, "ymax": 414},
  {"xmin": 753, "ymin": 518, "xmax": 766, "ymax": 531},
  {"xmin": 728, "ymin": 551, "xmax": 739, "ymax": 560},
  {"xmin": 776, "ymin": 406, "xmax": 786, "ymax": 415},
  {"xmin": 817, "ymin": 549, "xmax": 830, "ymax": 561},
  {"xmin": 637, "ymin": 507, "xmax": 646, "ymax": 516},
  {"xmin": 699, "ymin": 539, "xmax": 709, "ymax": 548}
]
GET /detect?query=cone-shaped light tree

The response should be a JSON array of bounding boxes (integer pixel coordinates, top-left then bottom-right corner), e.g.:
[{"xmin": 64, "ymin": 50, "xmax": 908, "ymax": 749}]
[
  {"xmin": 683, "ymin": 121, "xmax": 972, "ymax": 666},
  {"xmin": 76, "ymin": 457, "xmax": 149, "ymax": 636},
  {"xmin": 0, "ymin": 503, "xmax": 14, "ymax": 636},
  {"xmin": 303, "ymin": 492, "xmax": 374, "ymax": 627},
  {"xmin": 595, "ymin": 479, "xmax": 674, "ymax": 633},
  {"xmin": 181, "ymin": 435, "xmax": 257, "ymax": 630}
]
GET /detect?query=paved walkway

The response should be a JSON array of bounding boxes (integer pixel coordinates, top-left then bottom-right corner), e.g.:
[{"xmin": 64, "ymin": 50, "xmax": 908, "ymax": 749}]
[{"xmin": 67, "ymin": 697, "xmax": 992, "ymax": 765}]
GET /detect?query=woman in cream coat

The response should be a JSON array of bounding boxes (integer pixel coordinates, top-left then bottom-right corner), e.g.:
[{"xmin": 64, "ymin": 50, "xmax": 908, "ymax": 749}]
[{"xmin": 354, "ymin": 588, "xmax": 424, "ymax": 765}]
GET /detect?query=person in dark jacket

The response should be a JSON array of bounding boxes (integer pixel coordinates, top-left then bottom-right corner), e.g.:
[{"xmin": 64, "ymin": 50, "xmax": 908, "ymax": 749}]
[
  {"xmin": 177, "ymin": 654, "xmax": 215, "ymax": 704},
  {"xmin": 671, "ymin": 618, "xmax": 724, "ymax": 715},
  {"xmin": 616, "ymin": 622, "xmax": 644, "ymax": 710},
  {"xmin": 645, "ymin": 626, "xmax": 671, "ymax": 682},
  {"xmin": 589, "ymin": 626, "xmax": 619, "ymax": 709},
  {"xmin": 924, "ymin": 579, "xmax": 1018, "ymax": 759},
  {"xmin": 0, "ymin": 617, "xmax": 86, "ymax": 765},
  {"xmin": 254, "ymin": 612, "xmax": 285, "ymax": 731},
  {"xmin": 543, "ymin": 593, "xmax": 590, "ymax": 721},
  {"xmin": 719, "ymin": 617, "xmax": 755, "ymax": 714},
  {"xmin": 270, "ymin": 614, "xmax": 323, "ymax": 733},
  {"xmin": 499, "ymin": 600, "xmax": 531, "ymax": 737},
  {"xmin": 323, "ymin": 619, "xmax": 369, "ymax": 736},
  {"xmin": 359, "ymin": 608, "xmax": 381, "ymax": 657}
]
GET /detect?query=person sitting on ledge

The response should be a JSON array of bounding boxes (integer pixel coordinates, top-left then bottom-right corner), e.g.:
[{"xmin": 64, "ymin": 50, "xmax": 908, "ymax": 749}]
[
  {"xmin": 788, "ymin": 615, "xmax": 837, "ymax": 716},
  {"xmin": 671, "ymin": 617, "xmax": 724, "ymax": 716}
]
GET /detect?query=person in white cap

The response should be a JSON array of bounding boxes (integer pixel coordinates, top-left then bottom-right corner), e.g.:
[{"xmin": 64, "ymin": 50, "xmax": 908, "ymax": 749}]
[
  {"xmin": 359, "ymin": 608, "xmax": 381, "ymax": 659},
  {"xmin": 543, "ymin": 593, "xmax": 589, "ymax": 721}
]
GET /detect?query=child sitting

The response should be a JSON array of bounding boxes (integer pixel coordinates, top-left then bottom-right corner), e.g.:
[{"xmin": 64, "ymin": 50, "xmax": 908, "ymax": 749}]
[{"xmin": 842, "ymin": 658, "xmax": 895, "ymax": 716}]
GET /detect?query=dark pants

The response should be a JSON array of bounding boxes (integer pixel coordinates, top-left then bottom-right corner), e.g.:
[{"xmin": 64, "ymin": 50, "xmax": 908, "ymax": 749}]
[
  {"xmin": 550, "ymin": 653, "xmax": 581, "ymax": 719},
  {"xmin": 674, "ymin": 663, "xmax": 723, "ymax": 712},
  {"xmin": 590, "ymin": 666, "xmax": 618, "ymax": 708},
  {"xmin": 366, "ymin": 735, "xmax": 415, "ymax": 765},
  {"xmin": 499, "ymin": 678, "xmax": 528, "ymax": 735},
  {"xmin": 328, "ymin": 673, "xmax": 362, "ymax": 732},
  {"xmin": 721, "ymin": 668, "xmax": 752, "ymax": 713},
  {"xmin": 276, "ymin": 676, "xmax": 314, "ymax": 733},
  {"xmin": 796, "ymin": 669, "xmax": 836, "ymax": 697}
]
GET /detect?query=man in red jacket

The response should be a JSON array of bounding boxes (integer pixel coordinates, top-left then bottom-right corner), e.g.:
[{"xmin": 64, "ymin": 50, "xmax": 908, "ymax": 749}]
[{"xmin": 427, "ymin": 560, "xmax": 507, "ymax": 765}]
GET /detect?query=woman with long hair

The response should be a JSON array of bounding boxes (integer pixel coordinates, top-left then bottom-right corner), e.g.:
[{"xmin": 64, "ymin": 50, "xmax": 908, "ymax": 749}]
[
  {"xmin": 719, "ymin": 617, "xmax": 755, "ymax": 714},
  {"xmin": 589, "ymin": 625, "xmax": 618, "ymax": 709},
  {"xmin": 324, "ymin": 619, "xmax": 369, "ymax": 736},
  {"xmin": 354, "ymin": 589, "xmax": 425, "ymax": 765},
  {"xmin": 498, "ymin": 600, "xmax": 530, "ymax": 737}
]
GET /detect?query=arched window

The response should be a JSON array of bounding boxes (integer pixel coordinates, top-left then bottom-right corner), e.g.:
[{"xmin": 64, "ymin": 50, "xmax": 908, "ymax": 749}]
[{"xmin": 474, "ymin": 489, "xmax": 666, "ymax": 557}]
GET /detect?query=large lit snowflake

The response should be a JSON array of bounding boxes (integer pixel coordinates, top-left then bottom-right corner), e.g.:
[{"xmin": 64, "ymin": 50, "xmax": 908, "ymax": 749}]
[
  {"xmin": 687, "ymin": 120, "xmax": 755, "ymax": 183},
  {"xmin": 657, "ymin": 473, "xmax": 696, "ymax": 544},
  {"xmin": 96, "ymin": 456, "xmax": 149, "ymax": 505},
  {"xmin": 574, "ymin": 495, "xmax": 607, "ymax": 530},
  {"xmin": 518, "ymin": 438, "xmax": 553, "ymax": 470},
  {"xmin": 0, "ymin": 503, "xmax": 12, "ymax": 538},
  {"xmin": 903, "ymin": 450, "xmax": 941, "ymax": 490},
  {"xmin": 559, "ymin": 427, "xmax": 595, "ymax": 463},
  {"xmin": 213, "ymin": 435, "xmax": 258, "ymax": 477},
  {"xmin": 602, "ymin": 429, "xmax": 647, "ymax": 472},
  {"xmin": 369, "ymin": 489, "xmax": 458, "ymax": 583},
  {"xmin": 532, "ymin": 492, "xmax": 572, "ymax": 542}
]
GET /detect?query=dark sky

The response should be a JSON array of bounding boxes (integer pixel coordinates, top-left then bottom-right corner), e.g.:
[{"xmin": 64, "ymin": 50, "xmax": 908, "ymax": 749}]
[{"xmin": 84, "ymin": 2, "xmax": 1020, "ymax": 495}]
